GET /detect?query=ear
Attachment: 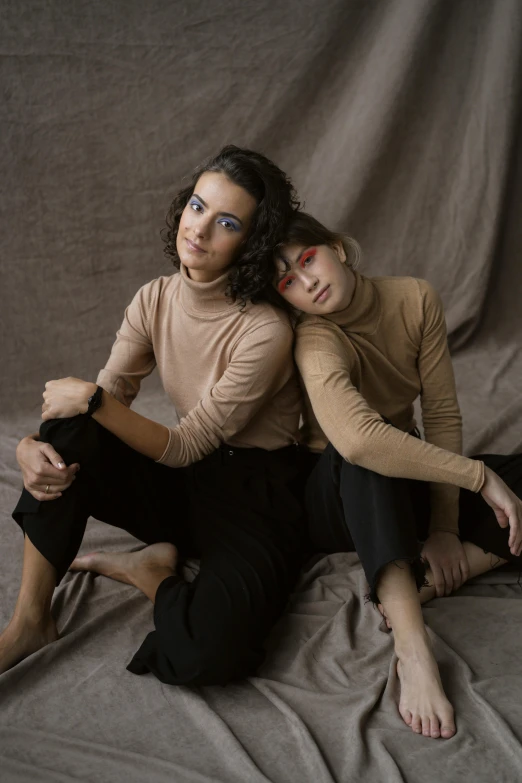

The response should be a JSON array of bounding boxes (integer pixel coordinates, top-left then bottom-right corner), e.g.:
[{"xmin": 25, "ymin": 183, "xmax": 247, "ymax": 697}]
[{"xmin": 333, "ymin": 241, "xmax": 347, "ymax": 264}]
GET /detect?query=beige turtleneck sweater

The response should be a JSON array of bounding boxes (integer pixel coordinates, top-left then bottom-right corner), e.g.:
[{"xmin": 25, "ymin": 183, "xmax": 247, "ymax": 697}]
[
  {"xmin": 295, "ymin": 271, "xmax": 484, "ymax": 535},
  {"xmin": 97, "ymin": 266, "xmax": 301, "ymax": 467}
]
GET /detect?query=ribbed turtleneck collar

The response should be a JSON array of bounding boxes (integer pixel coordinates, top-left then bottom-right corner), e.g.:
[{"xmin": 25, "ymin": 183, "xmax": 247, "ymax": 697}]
[
  {"xmin": 323, "ymin": 270, "xmax": 381, "ymax": 334},
  {"xmin": 179, "ymin": 264, "xmax": 241, "ymax": 318}
]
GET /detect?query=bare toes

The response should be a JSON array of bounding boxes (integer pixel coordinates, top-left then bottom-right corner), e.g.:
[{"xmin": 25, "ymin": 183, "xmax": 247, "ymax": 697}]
[
  {"xmin": 411, "ymin": 715, "xmax": 422, "ymax": 734},
  {"xmin": 430, "ymin": 717, "xmax": 441, "ymax": 739},
  {"xmin": 441, "ymin": 723, "xmax": 456, "ymax": 739}
]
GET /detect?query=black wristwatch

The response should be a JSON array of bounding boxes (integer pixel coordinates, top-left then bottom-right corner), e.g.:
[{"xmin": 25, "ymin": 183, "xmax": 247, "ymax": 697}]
[{"xmin": 86, "ymin": 385, "xmax": 104, "ymax": 417}]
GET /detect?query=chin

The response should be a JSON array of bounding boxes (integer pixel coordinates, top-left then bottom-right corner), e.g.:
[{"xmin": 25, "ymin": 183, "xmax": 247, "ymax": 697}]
[{"xmin": 179, "ymin": 252, "xmax": 204, "ymax": 270}]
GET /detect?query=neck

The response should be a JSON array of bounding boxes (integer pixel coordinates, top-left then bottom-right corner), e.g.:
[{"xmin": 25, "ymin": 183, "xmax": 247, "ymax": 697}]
[
  {"xmin": 185, "ymin": 266, "xmax": 230, "ymax": 284},
  {"xmin": 334, "ymin": 265, "xmax": 357, "ymax": 313}
]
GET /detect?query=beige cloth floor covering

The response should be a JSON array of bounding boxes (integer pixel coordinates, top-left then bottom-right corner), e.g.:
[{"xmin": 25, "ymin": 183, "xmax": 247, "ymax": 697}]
[{"xmin": 1, "ymin": 1, "xmax": 522, "ymax": 780}]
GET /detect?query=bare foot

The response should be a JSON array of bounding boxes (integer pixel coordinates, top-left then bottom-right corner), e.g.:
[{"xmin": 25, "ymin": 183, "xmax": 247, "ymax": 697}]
[
  {"xmin": 0, "ymin": 616, "xmax": 58, "ymax": 674},
  {"xmin": 396, "ymin": 634, "xmax": 456, "ymax": 739},
  {"xmin": 70, "ymin": 542, "xmax": 178, "ymax": 595}
]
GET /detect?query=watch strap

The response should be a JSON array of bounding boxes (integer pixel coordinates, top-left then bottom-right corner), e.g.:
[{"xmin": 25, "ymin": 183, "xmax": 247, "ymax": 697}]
[{"xmin": 86, "ymin": 385, "xmax": 104, "ymax": 417}]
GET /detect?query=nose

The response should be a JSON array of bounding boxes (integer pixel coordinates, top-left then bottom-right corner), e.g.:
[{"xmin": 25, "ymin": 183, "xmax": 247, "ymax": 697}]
[
  {"xmin": 193, "ymin": 221, "xmax": 207, "ymax": 238},
  {"xmin": 190, "ymin": 212, "xmax": 212, "ymax": 239},
  {"xmin": 302, "ymin": 271, "xmax": 319, "ymax": 293}
]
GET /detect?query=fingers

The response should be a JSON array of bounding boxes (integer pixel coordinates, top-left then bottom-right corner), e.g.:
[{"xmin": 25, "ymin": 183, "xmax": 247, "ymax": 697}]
[
  {"xmin": 40, "ymin": 443, "xmax": 67, "ymax": 470},
  {"xmin": 451, "ymin": 564, "xmax": 462, "ymax": 593},
  {"xmin": 28, "ymin": 488, "xmax": 62, "ymax": 501},
  {"xmin": 31, "ymin": 462, "xmax": 78, "ymax": 485},
  {"xmin": 431, "ymin": 564, "xmax": 445, "ymax": 598},
  {"xmin": 24, "ymin": 465, "xmax": 79, "ymax": 499},
  {"xmin": 442, "ymin": 566, "xmax": 454, "ymax": 597},
  {"xmin": 460, "ymin": 556, "xmax": 470, "ymax": 584},
  {"xmin": 508, "ymin": 514, "xmax": 522, "ymax": 556},
  {"xmin": 506, "ymin": 502, "xmax": 520, "ymax": 553}
]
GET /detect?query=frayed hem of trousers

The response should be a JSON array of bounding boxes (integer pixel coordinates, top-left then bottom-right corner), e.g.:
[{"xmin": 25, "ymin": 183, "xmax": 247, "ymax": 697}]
[{"xmin": 364, "ymin": 556, "xmax": 429, "ymax": 607}]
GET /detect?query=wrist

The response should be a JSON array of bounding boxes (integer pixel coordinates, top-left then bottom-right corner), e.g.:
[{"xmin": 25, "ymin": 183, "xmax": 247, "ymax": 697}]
[
  {"xmin": 481, "ymin": 465, "xmax": 492, "ymax": 489},
  {"xmin": 86, "ymin": 384, "xmax": 104, "ymax": 417},
  {"xmin": 83, "ymin": 382, "xmax": 98, "ymax": 414}
]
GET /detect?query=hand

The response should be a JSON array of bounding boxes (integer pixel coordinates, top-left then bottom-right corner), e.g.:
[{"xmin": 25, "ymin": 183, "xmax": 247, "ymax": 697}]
[
  {"xmin": 42, "ymin": 378, "xmax": 96, "ymax": 421},
  {"xmin": 480, "ymin": 466, "xmax": 522, "ymax": 557},
  {"xmin": 421, "ymin": 531, "xmax": 470, "ymax": 597},
  {"xmin": 16, "ymin": 435, "xmax": 80, "ymax": 501}
]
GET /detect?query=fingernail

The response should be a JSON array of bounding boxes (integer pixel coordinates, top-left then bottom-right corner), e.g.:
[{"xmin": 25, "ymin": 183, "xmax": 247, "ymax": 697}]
[{"xmin": 57, "ymin": 462, "xmax": 65, "ymax": 468}]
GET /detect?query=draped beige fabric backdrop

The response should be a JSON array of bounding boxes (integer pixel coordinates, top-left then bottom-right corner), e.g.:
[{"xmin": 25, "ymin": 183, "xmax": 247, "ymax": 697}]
[{"xmin": 1, "ymin": 2, "xmax": 522, "ymax": 782}]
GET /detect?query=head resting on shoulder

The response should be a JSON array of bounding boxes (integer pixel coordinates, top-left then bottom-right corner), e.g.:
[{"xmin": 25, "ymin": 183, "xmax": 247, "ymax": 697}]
[
  {"xmin": 162, "ymin": 145, "xmax": 300, "ymax": 307},
  {"xmin": 272, "ymin": 211, "xmax": 361, "ymax": 316}
]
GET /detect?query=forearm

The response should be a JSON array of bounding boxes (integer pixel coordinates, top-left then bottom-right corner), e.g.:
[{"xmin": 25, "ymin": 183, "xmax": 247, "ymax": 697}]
[
  {"xmin": 93, "ymin": 389, "xmax": 170, "ymax": 461},
  {"xmin": 422, "ymin": 405, "xmax": 463, "ymax": 535},
  {"xmin": 313, "ymin": 396, "xmax": 484, "ymax": 491}
]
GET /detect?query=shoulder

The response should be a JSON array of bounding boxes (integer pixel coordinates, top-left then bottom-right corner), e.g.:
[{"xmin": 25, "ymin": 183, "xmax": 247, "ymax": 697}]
[
  {"xmin": 230, "ymin": 301, "xmax": 295, "ymax": 357},
  {"xmin": 295, "ymin": 312, "xmax": 340, "ymax": 336},
  {"xmin": 294, "ymin": 314, "xmax": 348, "ymax": 371},
  {"xmin": 371, "ymin": 275, "xmax": 443, "ymax": 324},
  {"xmin": 369, "ymin": 275, "xmax": 435, "ymax": 301},
  {"xmin": 129, "ymin": 273, "xmax": 181, "ymax": 317},
  {"xmin": 136, "ymin": 273, "xmax": 181, "ymax": 300},
  {"xmin": 130, "ymin": 273, "xmax": 180, "ymax": 305},
  {"xmin": 238, "ymin": 300, "xmax": 294, "ymax": 338}
]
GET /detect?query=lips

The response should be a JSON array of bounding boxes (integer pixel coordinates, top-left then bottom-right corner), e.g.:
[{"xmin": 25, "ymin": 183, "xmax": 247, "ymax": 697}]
[
  {"xmin": 185, "ymin": 238, "xmax": 206, "ymax": 253},
  {"xmin": 313, "ymin": 284, "xmax": 330, "ymax": 303}
]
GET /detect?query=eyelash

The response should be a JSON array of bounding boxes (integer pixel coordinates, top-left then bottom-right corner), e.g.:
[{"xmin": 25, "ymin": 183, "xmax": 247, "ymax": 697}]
[
  {"xmin": 278, "ymin": 249, "xmax": 317, "ymax": 293},
  {"xmin": 189, "ymin": 201, "xmax": 238, "ymax": 232}
]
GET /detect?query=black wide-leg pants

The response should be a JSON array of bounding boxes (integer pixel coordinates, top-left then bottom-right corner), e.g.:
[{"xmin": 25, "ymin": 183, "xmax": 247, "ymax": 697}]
[
  {"xmin": 306, "ymin": 442, "xmax": 522, "ymax": 602},
  {"xmin": 12, "ymin": 415, "xmax": 310, "ymax": 686}
]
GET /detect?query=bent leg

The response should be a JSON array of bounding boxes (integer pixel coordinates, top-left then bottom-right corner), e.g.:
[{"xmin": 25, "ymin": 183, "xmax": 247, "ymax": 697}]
[
  {"xmin": 127, "ymin": 445, "xmax": 305, "ymax": 686},
  {"xmin": 4, "ymin": 415, "xmax": 191, "ymax": 674},
  {"xmin": 306, "ymin": 443, "xmax": 429, "ymax": 602},
  {"xmin": 12, "ymin": 415, "xmax": 192, "ymax": 583},
  {"xmin": 306, "ymin": 444, "xmax": 456, "ymax": 738}
]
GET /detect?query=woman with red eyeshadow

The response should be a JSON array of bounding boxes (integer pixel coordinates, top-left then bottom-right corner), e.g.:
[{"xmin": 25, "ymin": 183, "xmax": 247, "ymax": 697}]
[
  {"xmin": 273, "ymin": 210, "xmax": 522, "ymax": 741},
  {"xmin": 1, "ymin": 146, "xmax": 310, "ymax": 686}
]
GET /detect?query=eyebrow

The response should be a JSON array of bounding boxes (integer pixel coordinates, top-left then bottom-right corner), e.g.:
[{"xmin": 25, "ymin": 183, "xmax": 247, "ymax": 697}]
[
  {"xmin": 192, "ymin": 193, "xmax": 243, "ymax": 226},
  {"xmin": 276, "ymin": 247, "xmax": 309, "ymax": 279}
]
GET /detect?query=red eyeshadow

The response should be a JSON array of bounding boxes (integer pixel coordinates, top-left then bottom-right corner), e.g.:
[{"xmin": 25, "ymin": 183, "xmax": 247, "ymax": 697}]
[
  {"xmin": 278, "ymin": 275, "xmax": 294, "ymax": 294},
  {"xmin": 299, "ymin": 247, "xmax": 317, "ymax": 267}
]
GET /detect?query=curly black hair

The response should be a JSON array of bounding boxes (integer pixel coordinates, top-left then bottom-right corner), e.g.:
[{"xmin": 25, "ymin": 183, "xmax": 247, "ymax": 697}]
[{"xmin": 162, "ymin": 145, "xmax": 300, "ymax": 306}]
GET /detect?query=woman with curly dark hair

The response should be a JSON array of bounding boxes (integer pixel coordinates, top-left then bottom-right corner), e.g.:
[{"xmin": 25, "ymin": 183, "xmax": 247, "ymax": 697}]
[{"xmin": 3, "ymin": 146, "xmax": 306, "ymax": 686}]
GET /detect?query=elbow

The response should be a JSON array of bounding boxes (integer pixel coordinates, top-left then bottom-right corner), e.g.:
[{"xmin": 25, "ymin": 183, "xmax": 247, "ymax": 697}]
[{"xmin": 337, "ymin": 437, "xmax": 366, "ymax": 467}]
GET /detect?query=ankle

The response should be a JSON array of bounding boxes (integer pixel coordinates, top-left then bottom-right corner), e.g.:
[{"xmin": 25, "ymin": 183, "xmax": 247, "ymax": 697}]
[
  {"xmin": 12, "ymin": 604, "xmax": 53, "ymax": 628},
  {"xmin": 394, "ymin": 627, "xmax": 431, "ymax": 660}
]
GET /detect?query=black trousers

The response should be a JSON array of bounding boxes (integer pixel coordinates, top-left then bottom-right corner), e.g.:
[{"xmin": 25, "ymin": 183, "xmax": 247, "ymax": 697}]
[
  {"xmin": 306, "ymin": 442, "xmax": 522, "ymax": 603},
  {"xmin": 12, "ymin": 415, "xmax": 310, "ymax": 686}
]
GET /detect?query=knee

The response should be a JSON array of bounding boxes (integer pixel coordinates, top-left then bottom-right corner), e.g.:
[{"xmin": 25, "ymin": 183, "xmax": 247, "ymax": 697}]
[{"xmin": 39, "ymin": 415, "xmax": 101, "ymax": 463}]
